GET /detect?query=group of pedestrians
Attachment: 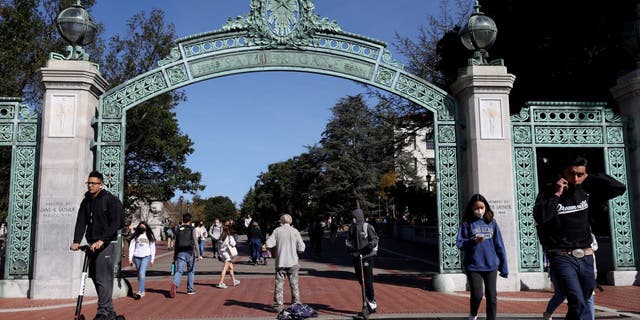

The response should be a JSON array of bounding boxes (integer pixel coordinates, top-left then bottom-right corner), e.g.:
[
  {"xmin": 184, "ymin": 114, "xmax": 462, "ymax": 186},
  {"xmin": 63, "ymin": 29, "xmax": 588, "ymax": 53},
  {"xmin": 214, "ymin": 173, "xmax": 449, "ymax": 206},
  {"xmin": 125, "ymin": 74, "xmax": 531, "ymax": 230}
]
[
  {"xmin": 70, "ymin": 152, "xmax": 627, "ymax": 320},
  {"xmin": 455, "ymin": 154, "xmax": 626, "ymax": 320}
]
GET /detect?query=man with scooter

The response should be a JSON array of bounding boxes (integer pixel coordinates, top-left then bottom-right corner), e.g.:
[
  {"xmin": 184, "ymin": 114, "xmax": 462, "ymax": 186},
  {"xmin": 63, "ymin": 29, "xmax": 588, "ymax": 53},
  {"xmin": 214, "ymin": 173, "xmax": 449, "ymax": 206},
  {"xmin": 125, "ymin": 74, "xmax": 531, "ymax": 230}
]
[
  {"xmin": 346, "ymin": 208, "xmax": 379, "ymax": 319},
  {"xmin": 71, "ymin": 171, "xmax": 124, "ymax": 320}
]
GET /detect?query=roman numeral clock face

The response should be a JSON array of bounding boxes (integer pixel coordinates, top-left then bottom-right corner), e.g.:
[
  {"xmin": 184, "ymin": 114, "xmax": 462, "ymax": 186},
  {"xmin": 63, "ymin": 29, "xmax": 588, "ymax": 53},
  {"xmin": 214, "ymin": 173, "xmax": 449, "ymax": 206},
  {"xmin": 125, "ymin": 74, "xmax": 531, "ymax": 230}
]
[{"xmin": 265, "ymin": 0, "xmax": 300, "ymax": 38}]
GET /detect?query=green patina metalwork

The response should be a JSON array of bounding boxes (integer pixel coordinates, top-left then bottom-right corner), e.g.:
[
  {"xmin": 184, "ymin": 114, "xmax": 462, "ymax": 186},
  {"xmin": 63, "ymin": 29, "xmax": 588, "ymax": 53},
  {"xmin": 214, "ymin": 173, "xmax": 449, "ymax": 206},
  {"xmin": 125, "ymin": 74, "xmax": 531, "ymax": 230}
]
[
  {"xmin": 96, "ymin": 0, "xmax": 463, "ymax": 272},
  {"xmin": 511, "ymin": 101, "xmax": 635, "ymax": 272},
  {"xmin": 0, "ymin": 97, "xmax": 40, "ymax": 279}
]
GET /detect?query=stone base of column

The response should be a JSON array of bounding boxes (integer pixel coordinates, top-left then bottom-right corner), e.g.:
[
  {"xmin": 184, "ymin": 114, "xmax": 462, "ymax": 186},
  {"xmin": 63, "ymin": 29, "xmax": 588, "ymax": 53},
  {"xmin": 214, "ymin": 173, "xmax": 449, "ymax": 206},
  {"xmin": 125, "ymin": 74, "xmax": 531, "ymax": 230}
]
[
  {"xmin": 606, "ymin": 270, "xmax": 639, "ymax": 286},
  {"xmin": 520, "ymin": 272, "xmax": 551, "ymax": 290},
  {"xmin": 432, "ymin": 273, "xmax": 467, "ymax": 292},
  {"xmin": 113, "ymin": 277, "xmax": 131, "ymax": 298},
  {"xmin": 30, "ymin": 278, "xmax": 96, "ymax": 299},
  {"xmin": 0, "ymin": 279, "xmax": 30, "ymax": 297},
  {"xmin": 433, "ymin": 272, "xmax": 523, "ymax": 292}
]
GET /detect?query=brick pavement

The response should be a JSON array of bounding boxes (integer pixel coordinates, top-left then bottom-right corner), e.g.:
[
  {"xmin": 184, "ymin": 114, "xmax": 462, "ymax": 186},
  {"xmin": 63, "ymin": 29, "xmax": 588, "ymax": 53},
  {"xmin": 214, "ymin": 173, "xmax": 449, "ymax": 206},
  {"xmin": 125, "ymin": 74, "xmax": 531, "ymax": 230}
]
[{"xmin": 1, "ymin": 234, "xmax": 639, "ymax": 320}]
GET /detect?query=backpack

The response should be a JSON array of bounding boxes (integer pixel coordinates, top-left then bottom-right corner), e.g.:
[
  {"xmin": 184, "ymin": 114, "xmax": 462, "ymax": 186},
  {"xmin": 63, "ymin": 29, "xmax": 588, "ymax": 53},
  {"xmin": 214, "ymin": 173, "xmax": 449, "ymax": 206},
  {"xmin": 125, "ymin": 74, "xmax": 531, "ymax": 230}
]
[
  {"xmin": 175, "ymin": 225, "xmax": 195, "ymax": 252},
  {"xmin": 278, "ymin": 303, "xmax": 317, "ymax": 320},
  {"xmin": 362, "ymin": 222, "xmax": 378, "ymax": 255},
  {"xmin": 210, "ymin": 225, "xmax": 222, "ymax": 241}
]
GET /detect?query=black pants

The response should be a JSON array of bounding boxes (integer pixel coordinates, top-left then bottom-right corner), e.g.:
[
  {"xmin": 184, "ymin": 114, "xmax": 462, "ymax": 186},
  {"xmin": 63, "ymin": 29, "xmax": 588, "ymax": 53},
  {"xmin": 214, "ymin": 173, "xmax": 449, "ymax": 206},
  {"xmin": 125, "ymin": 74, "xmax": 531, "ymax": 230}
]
[
  {"xmin": 466, "ymin": 270, "xmax": 497, "ymax": 320},
  {"xmin": 352, "ymin": 255, "xmax": 375, "ymax": 302},
  {"xmin": 89, "ymin": 241, "xmax": 116, "ymax": 317}
]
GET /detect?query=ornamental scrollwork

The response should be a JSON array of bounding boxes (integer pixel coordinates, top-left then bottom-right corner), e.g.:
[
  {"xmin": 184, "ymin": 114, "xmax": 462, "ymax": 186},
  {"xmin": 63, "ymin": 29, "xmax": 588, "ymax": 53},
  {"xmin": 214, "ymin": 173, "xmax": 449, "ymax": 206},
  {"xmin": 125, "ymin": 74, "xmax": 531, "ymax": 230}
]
[
  {"xmin": 0, "ymin": 124, "xmax": 12, "ymax": 142},
  {"xmin": 381, "ymin": 49, "xmax": 404, "ymax": 70},
  {"xmin": 99, "ymin": 146, "xmax": 123, "ymax": 196},
  {"xmin": 510, "ymin": 106, "xmax": 530, "ymax": 122},
  {"xmin": 102, "ymin": 72, "xmax": 167, "ymax": 117},
  {"xmin": 438, "ymin": 125, "xmax": 456, "ymax": 144},
  {"xmin": 221, "ymin": 0, "xmax": 342, "ymax": 48},
  {"xmin": 512, "ymin": 125, "xmax": 532, "ymax": 144},
  {"xmin": 514, "ymin": 147, "xmax": 540, "ymax": 270},
  {"xmin": 374, "ymin": 67, "xmax": 394, "ymax": 87},
  {"xmin": 17, "ymin": 123, "xmax": 37, "ymax": 142},
  {"xmin": 438, "ymin": 146, "xmax": 461, "ymax": 271},
  {"xmin": 167, "ymin": 65, "xmax": 189, "ymax": 85},
  {"xmin": 7, "ymin": 146, "xmax": 37, "ymax": 277},
  {"xmin": 606, "ymin": 127, "xmax": 624, "ymax": 145},
  {"xmin": 157, "ymin": 47, "xmax": 182, "ymax": 67},
  {"xmin": 101, "ymin": 123, "xmax": 121, "ymax": 142}
]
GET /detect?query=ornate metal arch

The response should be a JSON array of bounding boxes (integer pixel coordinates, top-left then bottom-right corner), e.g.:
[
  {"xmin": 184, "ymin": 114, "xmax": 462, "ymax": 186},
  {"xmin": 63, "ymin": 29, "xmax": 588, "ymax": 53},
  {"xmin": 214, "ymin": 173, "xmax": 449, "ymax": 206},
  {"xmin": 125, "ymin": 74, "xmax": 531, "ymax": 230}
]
[
  {"xmin": 0, "ymin": 98, "xmax": 40, "ymax": 279},
  {"xmin": 95, "ymin": 0, "xmax": 463, "ymax": 272},
  {"xmin": 511, "ymin": 101, "xmax": 635, "ymax": 272}
]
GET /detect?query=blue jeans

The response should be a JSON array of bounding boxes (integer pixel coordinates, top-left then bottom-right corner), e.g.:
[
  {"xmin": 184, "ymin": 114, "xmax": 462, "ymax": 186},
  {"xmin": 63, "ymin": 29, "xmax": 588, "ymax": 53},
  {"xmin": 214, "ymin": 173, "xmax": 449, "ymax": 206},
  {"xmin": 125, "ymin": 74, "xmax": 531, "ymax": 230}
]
[
  {"xmin": 546, "ymin": 268, "xmax": 595, "ymax": 320},
  {"xmin": 198, "ymin": 239, "xmax": 206, "ymax": 257},
  {"xmin": 250, "ymin": 238, "xmax": 262, "ymax": 263},
  {"xmin": 549, "ymin": 253, "xmax": 595, "ymax": 320},
  {"xmin": 173, "ymin": 251, "xmax": 195, "ymax": 291},
  {"xmin": 133, "ymin": 255, "xmax": 151, "ymax": 293}
]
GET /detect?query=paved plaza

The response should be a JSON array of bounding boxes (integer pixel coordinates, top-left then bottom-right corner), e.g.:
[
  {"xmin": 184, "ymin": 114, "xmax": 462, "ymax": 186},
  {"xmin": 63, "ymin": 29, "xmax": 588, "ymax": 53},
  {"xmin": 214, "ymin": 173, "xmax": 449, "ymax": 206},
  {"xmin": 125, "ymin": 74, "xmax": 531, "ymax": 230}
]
[{"xmin": 1, "ymin": 233, "xmax": 639, "ymax": 320}]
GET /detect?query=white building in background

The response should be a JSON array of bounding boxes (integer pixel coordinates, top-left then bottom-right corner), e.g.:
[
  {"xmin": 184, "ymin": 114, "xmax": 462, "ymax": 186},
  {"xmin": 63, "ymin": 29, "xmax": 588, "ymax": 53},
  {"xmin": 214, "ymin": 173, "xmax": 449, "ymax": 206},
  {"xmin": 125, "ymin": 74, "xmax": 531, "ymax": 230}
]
[{"xmin": 400, "ymin": 126, "xmax": 436, "ymax": 190}]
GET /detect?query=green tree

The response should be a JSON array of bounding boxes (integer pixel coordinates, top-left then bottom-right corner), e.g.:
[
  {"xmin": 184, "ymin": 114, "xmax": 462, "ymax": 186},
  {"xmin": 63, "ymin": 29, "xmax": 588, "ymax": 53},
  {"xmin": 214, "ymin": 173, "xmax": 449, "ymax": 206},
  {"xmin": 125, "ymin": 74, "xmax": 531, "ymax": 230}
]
[
  {"xmin": 197, "ymin": 196, "xmax": 237, "ymax": 225},
  {"xmin": 101, "ymin": 9, "xmax": 203, "ymax": 210},
  {"xmin": 310, "ymin": 95, "xmax": 404, "ymax": 220},
  {"xmin": 0, "ymin": 0, "xmax": 100, "ymax": 224}
]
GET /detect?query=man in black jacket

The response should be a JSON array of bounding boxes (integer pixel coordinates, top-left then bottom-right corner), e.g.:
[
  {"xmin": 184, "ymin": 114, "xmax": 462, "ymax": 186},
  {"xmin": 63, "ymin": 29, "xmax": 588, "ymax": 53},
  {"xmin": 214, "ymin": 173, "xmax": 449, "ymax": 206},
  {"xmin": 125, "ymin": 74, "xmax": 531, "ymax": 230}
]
[
  {"xmin": 70, "ymin": 171, "xmax": 124, "ymax": 320},
  {"xmin": 346, "ymin": 208, "xmax": 379, "ymax": 314},
  {"xmin": 534, "ymin": 156, "xmax": 626, "ymax": 320}
]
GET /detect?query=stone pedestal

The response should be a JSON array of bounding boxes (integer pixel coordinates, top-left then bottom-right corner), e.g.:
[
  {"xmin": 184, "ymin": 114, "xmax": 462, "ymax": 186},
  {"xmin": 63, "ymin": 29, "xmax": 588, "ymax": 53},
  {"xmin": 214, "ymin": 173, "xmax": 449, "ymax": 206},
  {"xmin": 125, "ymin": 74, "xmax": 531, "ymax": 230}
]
[
  {"xmin": 30, "ymin": 59, "xmax": 108, "ymax": 299},
  {"xmin": 610, "ymin": 69, "xmax": 640, "ymax": 285},
  {"xmin": 447, "ymin": 65, "xmax": 520, "ymax": 292}
]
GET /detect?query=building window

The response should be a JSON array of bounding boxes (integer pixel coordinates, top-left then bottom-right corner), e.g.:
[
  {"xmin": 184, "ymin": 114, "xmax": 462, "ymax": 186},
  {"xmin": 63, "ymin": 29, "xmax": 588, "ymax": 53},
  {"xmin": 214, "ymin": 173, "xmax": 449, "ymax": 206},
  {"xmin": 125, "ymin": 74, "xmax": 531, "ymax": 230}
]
[{"xmin": 426, "ymin": 158, "xmax": 436, "ymax": 173}]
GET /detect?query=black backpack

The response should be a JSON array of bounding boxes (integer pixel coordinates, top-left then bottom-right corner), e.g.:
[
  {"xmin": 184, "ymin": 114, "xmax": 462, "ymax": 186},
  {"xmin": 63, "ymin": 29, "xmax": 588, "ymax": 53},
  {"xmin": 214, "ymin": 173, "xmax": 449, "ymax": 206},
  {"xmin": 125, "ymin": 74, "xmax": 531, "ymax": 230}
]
[{"xmin": 175, "ymin": 225, "xmax": 194, "ymax": 252}]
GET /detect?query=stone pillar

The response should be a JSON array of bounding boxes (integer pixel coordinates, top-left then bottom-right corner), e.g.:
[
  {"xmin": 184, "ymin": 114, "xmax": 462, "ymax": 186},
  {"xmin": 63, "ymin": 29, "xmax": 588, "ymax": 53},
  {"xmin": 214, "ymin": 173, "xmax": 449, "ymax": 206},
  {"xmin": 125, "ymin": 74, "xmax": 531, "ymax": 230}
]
[
  {"xmin": 609, "ymin": 69, "xmax": 640, "ymax": 285},
  {"xmin": 30, "ymin": 59, "xmax": 108, "ymax": 299},
  {"xmin": 449, "ymin": 65, "xmax": 520, "ymax": 291}
]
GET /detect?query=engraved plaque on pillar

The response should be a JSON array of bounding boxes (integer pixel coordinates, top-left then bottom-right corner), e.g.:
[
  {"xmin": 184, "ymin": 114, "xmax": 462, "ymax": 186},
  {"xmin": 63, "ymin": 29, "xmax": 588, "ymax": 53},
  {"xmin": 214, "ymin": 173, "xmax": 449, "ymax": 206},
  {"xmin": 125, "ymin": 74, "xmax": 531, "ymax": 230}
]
[
  {"xmin": 49, "ymin": 95, "xmax": 77, "ymax": 137},
  {"xmin": 479, "ymin": 99, "xmax": 504, "ymax": 139}
]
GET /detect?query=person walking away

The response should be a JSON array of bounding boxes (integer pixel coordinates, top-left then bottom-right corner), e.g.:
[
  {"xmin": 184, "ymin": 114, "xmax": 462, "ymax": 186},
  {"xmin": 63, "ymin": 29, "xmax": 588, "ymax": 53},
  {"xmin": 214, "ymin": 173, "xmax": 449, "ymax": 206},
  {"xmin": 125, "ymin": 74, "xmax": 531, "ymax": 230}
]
[
  {"xmin": 165, "ymin": 224, "xmax": 175, "ymax": 250},
  {"xmin": 70, "ymin": 171, "xmax": 124, "ymax": 320},
  {"xmin": 266, "ymin": 214, "xmax": 306, "ymax": 313},
  {"xmin": 209, "ymin": 218, "xmax": 222, "ymax": 259},
  {"xmin": 456, "ymin": 194, "xmax": 509, "ymax": 320},
  {"xmin": 534, "ymin": 155, "xmax": 625, "ymax": 320},
  {"xmin": 309, "ymin": 218, "xmax": 324, "ymax": 258},
  {"xmin": 170, "ymin": 213, "xmax": 201, "ymax": 297},
  {"xmin": 248, "ymin": 221, "xmax": 263, "ymax": 265},
  {"xmin": 216, "ymin": 223, "xmax": 240, "ymax": 288},
  {"xmin": 195, "ymin": 221, "xmax": 208, "ymax": 259},
  {"xmin": 346, "ymin": 208, "xmax": 379, "ymax": 314},
  {"xmin": 128, "ymin": 221, "xmax": 156, "ymax": 300}
]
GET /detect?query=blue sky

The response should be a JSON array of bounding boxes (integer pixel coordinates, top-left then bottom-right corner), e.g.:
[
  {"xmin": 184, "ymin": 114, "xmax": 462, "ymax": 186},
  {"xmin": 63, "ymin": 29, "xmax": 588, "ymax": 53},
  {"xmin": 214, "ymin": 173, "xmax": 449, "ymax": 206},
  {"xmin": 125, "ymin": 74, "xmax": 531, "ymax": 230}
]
[{"xmin": 90, "ymin": 1, "xmax": 446, "ymax": 206}]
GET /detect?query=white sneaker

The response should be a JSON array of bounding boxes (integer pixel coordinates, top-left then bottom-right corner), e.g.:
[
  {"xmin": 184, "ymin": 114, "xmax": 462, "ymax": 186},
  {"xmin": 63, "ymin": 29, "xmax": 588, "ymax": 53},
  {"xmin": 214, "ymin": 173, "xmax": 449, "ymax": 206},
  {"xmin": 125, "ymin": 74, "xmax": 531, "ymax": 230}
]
[
  {"xmin": 233, "ymin": 279, "xmax": 241, "ymax": 287},
  {"xmin": 217, "ymin": 283, "xmax": 227, "ymax": 289},
  {"xmin": 468, "ymin": 316, "xmax": 477, "ymax": 320},
  {"xmin": 367, "ymin": 299, "xmax": 377, "ymax": 312}
]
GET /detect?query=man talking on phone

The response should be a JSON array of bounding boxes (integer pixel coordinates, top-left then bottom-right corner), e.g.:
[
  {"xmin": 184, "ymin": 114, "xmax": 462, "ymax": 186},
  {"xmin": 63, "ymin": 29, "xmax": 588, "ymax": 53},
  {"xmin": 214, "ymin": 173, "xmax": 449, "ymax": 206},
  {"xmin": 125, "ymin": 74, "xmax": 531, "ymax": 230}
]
[{"xmin": 534, "ymin": 155, "xmax": 625, "ymax": 320}]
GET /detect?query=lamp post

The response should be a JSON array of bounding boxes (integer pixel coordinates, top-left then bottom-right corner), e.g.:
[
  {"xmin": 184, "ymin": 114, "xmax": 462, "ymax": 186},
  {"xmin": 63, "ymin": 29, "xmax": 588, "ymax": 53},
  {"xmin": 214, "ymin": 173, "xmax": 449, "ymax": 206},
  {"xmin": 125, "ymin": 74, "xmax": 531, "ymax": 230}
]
[
  {"xmin": 459, "ymin": 0, "xmax": 502, "ymax": 66},
  {"xmin": 54, "ymin": 0, "xmax": 97, "ymax": 60}
]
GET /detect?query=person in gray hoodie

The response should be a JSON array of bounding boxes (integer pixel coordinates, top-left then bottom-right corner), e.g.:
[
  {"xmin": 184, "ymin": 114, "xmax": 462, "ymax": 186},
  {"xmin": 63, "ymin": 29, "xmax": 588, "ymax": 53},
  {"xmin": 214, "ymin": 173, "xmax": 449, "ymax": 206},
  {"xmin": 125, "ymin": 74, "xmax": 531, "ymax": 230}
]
[
  {"xmin": 266, "ymin": 214, "xmax": 306, "ymax": 313},
  {"xmin": 346, "ymin": 208, "xmax": 379, "ymax": 313}
]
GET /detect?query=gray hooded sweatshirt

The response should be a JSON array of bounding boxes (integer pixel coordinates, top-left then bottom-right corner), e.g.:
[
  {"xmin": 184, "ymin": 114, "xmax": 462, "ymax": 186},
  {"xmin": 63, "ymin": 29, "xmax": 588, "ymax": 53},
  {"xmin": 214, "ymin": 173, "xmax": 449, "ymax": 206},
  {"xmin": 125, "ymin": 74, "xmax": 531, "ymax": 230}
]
[{"xmin": 346, "ymin": 208, "xmax": 379, "ymax": 258}]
